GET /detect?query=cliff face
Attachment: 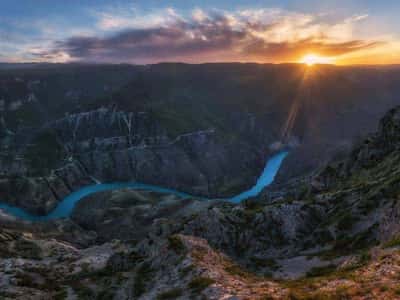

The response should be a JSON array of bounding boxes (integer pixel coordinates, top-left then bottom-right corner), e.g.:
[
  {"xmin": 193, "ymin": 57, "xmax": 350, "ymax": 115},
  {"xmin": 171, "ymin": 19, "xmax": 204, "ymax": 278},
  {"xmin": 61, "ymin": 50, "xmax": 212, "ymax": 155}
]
[
  {"xmin": 55, "ymin": 108, "xmax": 264, "ymax": 196},
  {"xmin": 0, "ymin": 107, "xmax": 266, "ymax": 214},
  {"xmin": 314, "ymin": 106, "xmax": 400, "ymax": 189}
]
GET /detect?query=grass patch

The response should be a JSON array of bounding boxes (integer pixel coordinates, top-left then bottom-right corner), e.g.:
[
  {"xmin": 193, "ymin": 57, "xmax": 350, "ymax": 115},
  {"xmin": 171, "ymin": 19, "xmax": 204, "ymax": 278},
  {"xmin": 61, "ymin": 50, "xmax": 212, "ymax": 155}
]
[
  {"xmin": 15, "ymin": 239, "xmax": 42, "ymax": 260},
  {"xmin": 24, "ymin": 129, "xmax": 65, "ymax": 176},
  {"xmin": 317, "ymin": 226, "xmax": 378, "ymax": 260},
  {"xmin": 15, "ymin": 272, "xmax": 38, "ymax": 288},
  {"xmin": 383, "ymin": 236, "xmax": 400, "ymax": 248},
  {"xmin": 250, "ymin": 257, "xmax": 280, "ymax": 271},
  {"xmin": 180, "ymin": 265, "xmax": 194, "ymax": 278},
  {"xmin": 133, "ymin": 262, "xmax": 153, "ymax": 297},
  {"xmin": 188, "ymin": 276, "xmax": 215, "ymax": 292},
  {"xmin": 53, "ymin": 288, "xmax": 68, "ymax": 300},
  {"xmin": 287, "ymin": 287, "xmax": 351, "ymax": 300},
  {"xmin": 72, "ymin": 283, "xmax": 95, "ymax": 299},
  {"xmin": 306, "ymin": 265, "xmax": 337, "ymax": 278},
  {"xmin": 225, "ymin": 264, "xmax": 250, "ymax": 278},
  {"xmin": 97, "ymin": 289, "xmax": 116, "ymax": 300},
  {"xmin": 168, "ymin": 235, "xmax": 185, "ymax": 254},
  {"xmin": 336, "ymin": 212, "xmax": 358, "ymax": 231},
  {"xmin": 394, "ymin": 285, "xmax": 400, "ymax": 295},
  {"xmin": 156, "ymin": 288, "xmax": 183, "ymax": 299}
]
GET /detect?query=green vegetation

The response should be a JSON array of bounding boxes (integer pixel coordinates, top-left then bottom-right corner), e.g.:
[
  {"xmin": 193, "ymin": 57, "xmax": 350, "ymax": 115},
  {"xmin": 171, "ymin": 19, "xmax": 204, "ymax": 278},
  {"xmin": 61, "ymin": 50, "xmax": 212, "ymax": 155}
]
[
  {"xmin": 383, "ymin": 236, "xmax": 400, "ymax": 248},
  {"xmin": 133, "ymin": 262, "xmax": 153, "ymax": 297},
  {"xmin": 129, "ymin": 250, "xmax": 145, "ymax": 263},
  {"xmin": 316, "ymin": 225, "xmax": 378, "ymax": 260},
  {"xmin": 97, "ymin": 289, "xmax": 116, "ymax": 300},
  {"xmin": 156, "ymin": 288, "xmax": 183, "ymax": 299},
  {"xmin": 336, "ymin": 212, "xmax": 358, "ymax": 231},
  {"xmin": 179, "ymin": 265, "xmax": 194, "ymax": 278},
  {"xmin": 151, "ymin": 104, "xmax": 226, "ymax": 138},
  {"xmin": 24, "ymin": 129, "xmax": 65, "ymax": 175},
  {"xmin": 168, "ymin": 235, "xmax": 186, "ymax": 254},
  {"xmin": 53, "ymin": 288, "xmax": 68, "ymax": 300},
  {"xmin": 15, "ymin": 239, "xmax": 42, "ymax": 260},
  {"xmin": 72, "ymin": 282, "xmax": 95, "ymax": 299},
  {"xmin": 8, "ymin": 103, "xmax": 43, "ymax": 128},
  {"xmin": 358, "ymin": 251, "xmax": 372, "ymax": 266},
  {"xmin": 15, "ymin": 272, "xmax": 37, "ymax": 288},
  {"xmin": 109, "ymin": 189, "xmax": 157, "ymax": 206},
  {"xmin": 243, "ymin": 199, "xmax": 265, "ymax": 214},
  {"xmin": 67, "ymin": 265, "xmax": 114, "ymax": 282},
  {"xmin": 287, "ymin": 287, "xmax": 351, "ymax": 300},
  {"xmin": 188, "ymin": 276, "xmax": 215, "ymax": 292},
  {"xmin": 225, "ymin": 264, "xmax": 250, "ymax": 278},
  {"xmin": 306, "ymin": 265, "xmax": 337, "ymax": 278},
  {"xmin": 250, "ymin": 257, "xmax": 280, "ymax": 271}
]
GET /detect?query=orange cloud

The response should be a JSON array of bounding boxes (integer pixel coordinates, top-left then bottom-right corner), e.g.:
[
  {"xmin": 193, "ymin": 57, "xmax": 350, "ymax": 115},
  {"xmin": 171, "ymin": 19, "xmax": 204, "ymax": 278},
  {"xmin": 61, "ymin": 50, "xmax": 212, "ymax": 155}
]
[{"xmin": 33, "ymin": 8, "xmax": 397, "ymax": 65}]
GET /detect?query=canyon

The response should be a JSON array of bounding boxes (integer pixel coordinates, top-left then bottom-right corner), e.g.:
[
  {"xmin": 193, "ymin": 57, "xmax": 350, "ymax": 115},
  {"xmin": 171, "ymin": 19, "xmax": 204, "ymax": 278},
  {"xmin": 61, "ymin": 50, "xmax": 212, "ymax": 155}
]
[{"xmin": 1, "ymin": 63, "xmax": 400, "ymax": 299}]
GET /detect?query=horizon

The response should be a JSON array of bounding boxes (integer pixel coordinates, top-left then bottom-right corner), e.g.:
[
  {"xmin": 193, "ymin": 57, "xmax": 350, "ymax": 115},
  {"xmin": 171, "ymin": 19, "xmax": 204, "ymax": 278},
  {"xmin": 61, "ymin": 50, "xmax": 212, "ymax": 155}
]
[
  {"xmin": 1, "ymin": 0, "xmax": 400, "ymax": 65},
  {"xmin": 2, "ymin": 61, "xmax": 400, "ymax": 68}
]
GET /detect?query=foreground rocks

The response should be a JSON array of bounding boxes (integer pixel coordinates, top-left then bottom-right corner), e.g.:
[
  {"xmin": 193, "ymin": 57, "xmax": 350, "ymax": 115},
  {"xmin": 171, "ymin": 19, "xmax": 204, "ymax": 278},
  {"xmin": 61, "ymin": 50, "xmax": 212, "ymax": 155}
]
[{"xmin": 3, "ymin": 227, "xmax": 400, "ymax": 299}]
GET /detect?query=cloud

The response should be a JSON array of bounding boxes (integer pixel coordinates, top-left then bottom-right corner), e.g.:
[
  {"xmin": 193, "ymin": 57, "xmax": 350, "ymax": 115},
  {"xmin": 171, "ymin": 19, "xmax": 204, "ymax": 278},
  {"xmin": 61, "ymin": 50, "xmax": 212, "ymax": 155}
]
[
  {"xmin": 95, "ymin": 7, "xmax": 180, "ymax": 30},
  {"xmin": 34, "ymin": 8, "xmax": 384, "ymax": 64}
]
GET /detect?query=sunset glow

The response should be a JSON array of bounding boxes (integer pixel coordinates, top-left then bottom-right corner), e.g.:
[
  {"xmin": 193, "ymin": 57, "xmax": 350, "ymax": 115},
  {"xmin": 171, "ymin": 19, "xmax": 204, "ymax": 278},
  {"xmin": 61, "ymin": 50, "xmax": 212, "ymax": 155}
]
[
  {"xmin": 300, "ymin": 54, "xmax": 335, "ymax": 66},
  {"xmin": 1, "ymin": 1, "xmax": 400, "ymax": 65}
]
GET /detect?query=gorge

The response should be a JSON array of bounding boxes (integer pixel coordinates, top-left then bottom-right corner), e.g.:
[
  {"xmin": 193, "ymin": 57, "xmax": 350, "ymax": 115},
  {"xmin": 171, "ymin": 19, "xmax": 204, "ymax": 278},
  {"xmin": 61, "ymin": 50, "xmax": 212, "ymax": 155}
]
[{"xmin": 0, "ymin": 151, "xmax": 288, "ymax": 221}]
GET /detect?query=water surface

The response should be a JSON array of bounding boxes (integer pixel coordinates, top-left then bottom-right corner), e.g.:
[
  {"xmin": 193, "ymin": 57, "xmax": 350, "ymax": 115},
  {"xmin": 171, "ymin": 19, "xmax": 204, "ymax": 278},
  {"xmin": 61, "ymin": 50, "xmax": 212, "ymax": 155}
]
[{"xmin": 0, "ymin": 151, "xmax": 288, "ymax": 221}]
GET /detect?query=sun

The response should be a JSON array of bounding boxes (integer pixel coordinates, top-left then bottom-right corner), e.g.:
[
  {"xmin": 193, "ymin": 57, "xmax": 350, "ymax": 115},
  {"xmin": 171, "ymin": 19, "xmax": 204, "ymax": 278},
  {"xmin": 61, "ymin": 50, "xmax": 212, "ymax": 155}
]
[{"xmin": 300, "ymin": 54, "xmax": 334, "ymax": 66}]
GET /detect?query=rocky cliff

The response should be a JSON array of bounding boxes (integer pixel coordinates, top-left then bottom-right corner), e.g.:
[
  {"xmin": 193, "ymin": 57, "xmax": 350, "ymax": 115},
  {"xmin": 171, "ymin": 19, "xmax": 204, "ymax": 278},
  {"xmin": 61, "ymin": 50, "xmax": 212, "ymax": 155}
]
[{"xmin": 0, "ymin": 106, "xmax": 267, "ymax": 214}]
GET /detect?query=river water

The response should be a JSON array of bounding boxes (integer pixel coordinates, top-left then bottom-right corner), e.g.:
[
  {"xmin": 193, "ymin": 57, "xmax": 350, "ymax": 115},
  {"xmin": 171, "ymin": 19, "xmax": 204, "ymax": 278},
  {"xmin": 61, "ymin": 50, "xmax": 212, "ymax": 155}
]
[{"xmin": 0, "ymin": 151, "xmax": 288, "ymax": 221}]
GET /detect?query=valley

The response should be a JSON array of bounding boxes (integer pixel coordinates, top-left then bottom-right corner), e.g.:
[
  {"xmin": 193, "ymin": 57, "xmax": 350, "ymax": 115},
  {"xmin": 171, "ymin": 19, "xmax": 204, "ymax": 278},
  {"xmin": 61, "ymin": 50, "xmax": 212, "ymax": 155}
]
[{"xmin": 0, "ymin": 151, "xmax": 288, "ymax": 221}]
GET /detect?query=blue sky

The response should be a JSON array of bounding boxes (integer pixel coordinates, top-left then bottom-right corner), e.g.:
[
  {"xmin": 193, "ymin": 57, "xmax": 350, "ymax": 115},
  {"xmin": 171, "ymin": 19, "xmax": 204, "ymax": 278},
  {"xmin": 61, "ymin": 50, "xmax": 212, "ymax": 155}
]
[{"xmin": 1, "ymin": 0, "xmax": 399, "ymax": 64}]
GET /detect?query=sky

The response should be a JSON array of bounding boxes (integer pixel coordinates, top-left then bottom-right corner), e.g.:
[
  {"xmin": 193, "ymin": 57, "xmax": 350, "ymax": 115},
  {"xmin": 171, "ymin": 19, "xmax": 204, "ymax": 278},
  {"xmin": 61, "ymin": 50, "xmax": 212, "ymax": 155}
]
[{"xmin": 1, "ymin": 0, "xmax": 400, "ymax": 65}]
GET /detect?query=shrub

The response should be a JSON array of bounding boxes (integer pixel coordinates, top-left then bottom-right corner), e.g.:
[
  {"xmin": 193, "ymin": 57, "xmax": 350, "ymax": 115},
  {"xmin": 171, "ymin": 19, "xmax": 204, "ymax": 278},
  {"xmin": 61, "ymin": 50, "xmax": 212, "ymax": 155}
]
[
  {"xmin": 306, "ymin": 265, "xmax": 337, "ymax": 278},
  {"xmin": 336, "ymin": 212, "xmax": 357, "ymax": 231},
  {"xmin": 53, "ymin": 288, "xmax": 68, "ymax": 300},
  {"xmin": 156, "ymin": 288, "xmax": 183, "ymax": 299},
  {"xmin": 251, "ymin": 257, "xmax": 280, "ymax": 271},
  {"xmin": 168, "ymin": 235, "xmax": 185, "ymax": 254},
  {"xmin": 133, "ymin": 262, "xmax": 153, "ymax": 297},
  {"xmin": 225, "ymin": 264, "xmax": 249, "ymax": 277},
  {"xmin": 15, "ymin": 239, "xmax": 42, "ymax": 259},
  {"xmin": 383, "ymin": 236, "xmax": 400, "ymax": 248},
  {"xmin": 188, "ymin": 276, "xmax": 215, "ymax": 292}
]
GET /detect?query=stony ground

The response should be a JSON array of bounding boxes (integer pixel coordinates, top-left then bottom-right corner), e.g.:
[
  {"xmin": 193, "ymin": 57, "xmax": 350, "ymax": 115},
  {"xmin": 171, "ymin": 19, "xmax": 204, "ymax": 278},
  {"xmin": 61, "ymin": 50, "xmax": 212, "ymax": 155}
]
[{"xmin": 3, "ymin": 229, "xmax": 400, "ymax": 299}]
